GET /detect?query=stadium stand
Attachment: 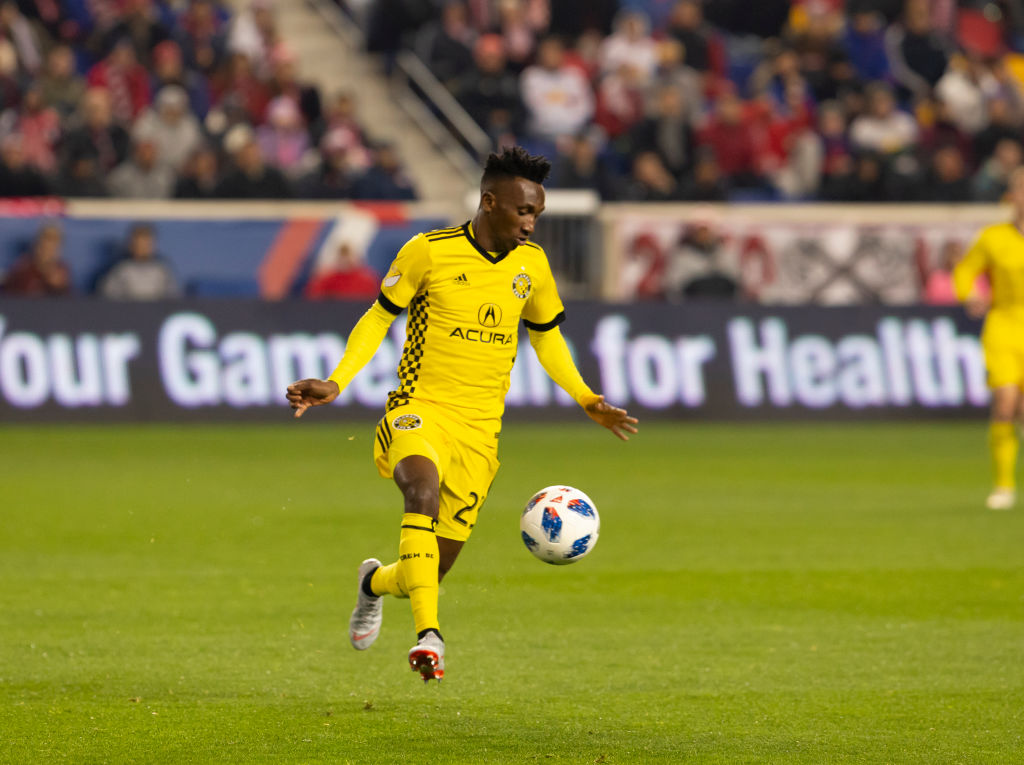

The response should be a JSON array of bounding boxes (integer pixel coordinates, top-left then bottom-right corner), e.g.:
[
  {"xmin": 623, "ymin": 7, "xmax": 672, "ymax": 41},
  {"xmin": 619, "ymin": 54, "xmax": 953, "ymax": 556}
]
[
  {"xmin": 351, "ymin": 0, "xmax": 1024, "ymax": 203},
  {"xmin": 0, "ymin": 0, "xmax": 418, "ymax": 201},
  {"xmin": 5, "ymin": 1, "xmax": 1024, "ymax": 300}
]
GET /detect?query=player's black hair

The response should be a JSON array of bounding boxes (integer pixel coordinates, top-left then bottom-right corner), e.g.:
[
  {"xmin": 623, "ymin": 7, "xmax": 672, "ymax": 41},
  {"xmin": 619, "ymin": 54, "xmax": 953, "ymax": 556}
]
[{"xmin": 481, "ymin": 146, "xmax": 551, "ymax": 187}]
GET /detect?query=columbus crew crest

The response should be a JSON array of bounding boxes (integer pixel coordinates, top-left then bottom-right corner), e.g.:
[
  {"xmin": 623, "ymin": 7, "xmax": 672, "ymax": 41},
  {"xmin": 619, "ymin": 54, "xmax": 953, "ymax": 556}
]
[
  {"xmin": 512, "ymin": 272, "xmax": 532, "ymax": 299},
  {"xmin": 392, "ymin": 414, "xmax": 422, "ymax": 430}
]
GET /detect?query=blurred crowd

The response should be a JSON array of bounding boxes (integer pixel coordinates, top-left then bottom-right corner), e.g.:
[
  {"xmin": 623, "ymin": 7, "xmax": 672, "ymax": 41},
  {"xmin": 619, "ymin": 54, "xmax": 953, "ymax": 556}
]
[
  {"xmin": 363, "ymin": 0, "xmax": 1024, "ymax": 203},
  {"xmin": 1, "ymin": 220, "xmax": 179, "ymax": 297},
  {"xmin": 0, "ymin": 0, "xmax": 417, "ymax": 200}
]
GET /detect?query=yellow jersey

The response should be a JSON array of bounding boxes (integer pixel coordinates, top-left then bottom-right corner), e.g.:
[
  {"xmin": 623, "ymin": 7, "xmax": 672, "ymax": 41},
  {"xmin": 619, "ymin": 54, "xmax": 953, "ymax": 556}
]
[
  {"xmin": 954, "ymin": 222, "xmax": 1024, "ymax": 349},
  {"xmin": 377, "ymin": 221, "xmax": 565, "ymax": 422}
]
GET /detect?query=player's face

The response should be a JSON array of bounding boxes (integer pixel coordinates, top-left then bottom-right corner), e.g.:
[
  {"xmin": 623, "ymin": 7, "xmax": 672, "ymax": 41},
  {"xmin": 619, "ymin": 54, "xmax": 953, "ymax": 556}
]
[{"xmin": 486, "ymin": 177, "xmax": 546, "ymax": 251}]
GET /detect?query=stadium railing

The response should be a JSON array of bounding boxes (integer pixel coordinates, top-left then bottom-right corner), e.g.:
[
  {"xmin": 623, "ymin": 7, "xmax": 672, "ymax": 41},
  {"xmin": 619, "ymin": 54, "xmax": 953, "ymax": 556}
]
[{"xmin": 305, "ymin": 0, "xmax": 486, "ymax": 184}]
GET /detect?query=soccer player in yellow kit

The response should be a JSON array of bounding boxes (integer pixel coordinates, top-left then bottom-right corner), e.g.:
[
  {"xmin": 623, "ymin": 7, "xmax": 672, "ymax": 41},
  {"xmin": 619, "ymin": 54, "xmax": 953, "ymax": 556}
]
[
  {"xmin": 954, "ymin": 167, "xmax": 1024, "ymax": 510},
  {"xmin": 285, "ymin": 148, "xmax": 638, "ymax": 682}
]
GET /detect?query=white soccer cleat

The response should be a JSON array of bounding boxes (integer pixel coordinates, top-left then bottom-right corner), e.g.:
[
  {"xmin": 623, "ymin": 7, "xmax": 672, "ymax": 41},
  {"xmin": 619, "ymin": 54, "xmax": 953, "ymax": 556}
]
[
  {"xmin": 985, "ymin": 488, "xmax": 1017, "ymax": 511},
  {"xmin": 408, "ymin": 631, "xmax": 445, "ymax": 683},
  {"xmin": 349, "ymin": 558, "xmax": 383, "ymax": 650}
]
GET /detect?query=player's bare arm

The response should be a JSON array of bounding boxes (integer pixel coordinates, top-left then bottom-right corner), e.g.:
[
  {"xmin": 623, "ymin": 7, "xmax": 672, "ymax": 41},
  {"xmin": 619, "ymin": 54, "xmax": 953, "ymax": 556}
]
[
  {"xmin": 525, "ymin": 324, "xmax": 636, "ymax": 441},
  {"xmin": 286, "ymin": 378, "xmax": 340, "ymax": 418},
  {"xmin": 287, "ymin": 300, "xmax": 398, "ymax": 418},
  {"xmin": 583, "ymin": 395, "xmax": 639, "ymax": 441}
]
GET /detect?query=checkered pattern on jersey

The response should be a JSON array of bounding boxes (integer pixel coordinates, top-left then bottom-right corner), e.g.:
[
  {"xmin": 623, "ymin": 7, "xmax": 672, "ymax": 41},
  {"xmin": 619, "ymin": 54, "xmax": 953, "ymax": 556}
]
[{"xmin": 387, "ymin": 291, "xmax": 429, "ymax": 412}]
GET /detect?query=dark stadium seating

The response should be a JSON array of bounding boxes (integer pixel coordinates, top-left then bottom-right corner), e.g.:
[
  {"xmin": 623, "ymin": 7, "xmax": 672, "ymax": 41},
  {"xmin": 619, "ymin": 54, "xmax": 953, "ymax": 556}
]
[
  {"xmin": 351, "ymin": 0, "xmax": 1024, "ymax": 204},
  {"xmin": 0, "ymin": 0, "xmax": 415, "ymax": 202}
]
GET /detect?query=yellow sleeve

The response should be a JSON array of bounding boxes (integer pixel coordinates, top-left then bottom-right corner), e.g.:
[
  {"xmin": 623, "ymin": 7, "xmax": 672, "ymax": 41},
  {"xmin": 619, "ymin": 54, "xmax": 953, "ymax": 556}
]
[
  {"xmin": 529, "ymin": 326, "xmax": 598, "ymax": 407},
  {"xmin": 378, "ymin": 233, "xmax": 431, "ymax": 313},
  {"xmin": 521, "ymin": 251, "xmax": 565, "ymax": 330},
  {"xmin": 953, "ymin": 230, "xmax": 990, "ymax": 301},
  {"xmin": 326, "ymin": 301, "xmax": 397, "ymax": 392}
]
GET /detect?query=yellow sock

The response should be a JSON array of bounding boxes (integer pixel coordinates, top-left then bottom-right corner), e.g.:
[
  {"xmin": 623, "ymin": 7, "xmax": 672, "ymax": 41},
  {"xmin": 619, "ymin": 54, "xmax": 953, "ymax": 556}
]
[
  {"xmin": 989, "ymin": 422, "xmax": 1018, "ymax": 490},
  {"xmin": 398, "ymin": 512, "xmax": 440, "ymax": 634},
  {"xmin": 369, "ymin": 562, "xmax": 408, "ymax": 598}
]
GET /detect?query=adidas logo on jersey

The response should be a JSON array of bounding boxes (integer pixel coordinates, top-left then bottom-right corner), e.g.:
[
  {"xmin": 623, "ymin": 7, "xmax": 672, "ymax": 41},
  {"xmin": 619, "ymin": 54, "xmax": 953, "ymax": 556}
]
[{"xmin": 453, "ymin": 273, "xmax": 470, "ymax": 285}]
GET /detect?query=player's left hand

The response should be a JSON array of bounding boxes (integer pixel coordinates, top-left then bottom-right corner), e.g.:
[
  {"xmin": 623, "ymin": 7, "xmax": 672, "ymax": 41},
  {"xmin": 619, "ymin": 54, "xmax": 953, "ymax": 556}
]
[{"xmin": 584, "ymin": 395, "xmax": 638, "ymax": 441}]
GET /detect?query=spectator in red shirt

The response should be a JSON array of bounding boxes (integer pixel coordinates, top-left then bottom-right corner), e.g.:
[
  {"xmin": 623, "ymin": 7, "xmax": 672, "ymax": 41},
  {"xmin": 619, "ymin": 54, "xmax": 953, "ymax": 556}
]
[
  {"xmin": 12, "ymin": 85, "xmax": 60, "ymax": 173},
  {"xmin": 763, "ymin": 81, "xmax": 821, "ymax": 198},
  {"xmin": 697, "ymin": 89, "xmax": 760, "ymax": 187},
  {"xmin": 2, "ymin": 223, "xmax": 71, "ymax": 296},
  {"xmin": 87, "ymin": 38, "xmax": 152, "ymax": 124},
  {"xmin": 593, "ymin": 62, "xmax": 645, "ymax": 139},
  {"xmin": 211, "ymin": 51, "xmax": 269, "ymax": 124},
  {"xmin": 305, "ymin": 242, "xmax": 380, "ymax": 300}
]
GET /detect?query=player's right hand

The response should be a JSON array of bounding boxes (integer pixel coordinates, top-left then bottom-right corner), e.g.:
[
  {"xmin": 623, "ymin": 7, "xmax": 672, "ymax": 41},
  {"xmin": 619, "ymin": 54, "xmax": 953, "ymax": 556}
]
[{"xmin": 286, "ymin": 379, "xmax": 341, "ymax": 418}]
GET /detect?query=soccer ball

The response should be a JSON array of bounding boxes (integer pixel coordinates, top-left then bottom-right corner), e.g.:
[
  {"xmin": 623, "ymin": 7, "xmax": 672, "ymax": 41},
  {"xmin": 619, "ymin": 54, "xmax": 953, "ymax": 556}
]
[{"xmin": 520, "ymin": 485, "xmax": 600, "ymax": 565}]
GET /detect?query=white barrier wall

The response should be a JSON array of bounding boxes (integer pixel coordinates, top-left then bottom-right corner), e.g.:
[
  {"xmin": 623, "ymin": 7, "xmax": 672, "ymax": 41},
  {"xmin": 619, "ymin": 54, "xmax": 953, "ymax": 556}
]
[
  {"xmin": 2, "ymin": 198, "xmax": 1006, "ymax": 302},
  {"xmin": 600, "ymin": 203, "xmax": 1007, "ymax": 303}
]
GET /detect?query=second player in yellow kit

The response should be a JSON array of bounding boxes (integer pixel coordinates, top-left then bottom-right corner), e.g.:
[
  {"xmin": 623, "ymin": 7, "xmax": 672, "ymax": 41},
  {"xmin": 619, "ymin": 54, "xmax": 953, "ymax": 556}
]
[
  {"xmin": 286, "ymin": 148, "xmax": 638, "ymax": 682},
  {"xmin": 954, "ymin": 167, "xmax": 1024, "ymax": 510}
]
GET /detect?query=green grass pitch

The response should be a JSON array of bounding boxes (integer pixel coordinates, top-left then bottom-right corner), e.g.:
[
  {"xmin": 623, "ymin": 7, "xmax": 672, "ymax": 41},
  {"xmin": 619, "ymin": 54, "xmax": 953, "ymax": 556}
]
[{"xmin": 1, "ymin": 421, "xmax": 1022, "ymax": 764}]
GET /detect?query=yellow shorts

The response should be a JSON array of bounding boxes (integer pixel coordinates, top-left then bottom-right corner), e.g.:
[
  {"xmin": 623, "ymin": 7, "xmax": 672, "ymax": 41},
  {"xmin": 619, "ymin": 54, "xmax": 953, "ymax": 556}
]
[
  {"xmin": 984, "ymin": 344, "xmax": 1024, "ymax": 390},
  {"xmin": 372, "ymin": 401, "xmax": 500, "ymax": 542}
]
